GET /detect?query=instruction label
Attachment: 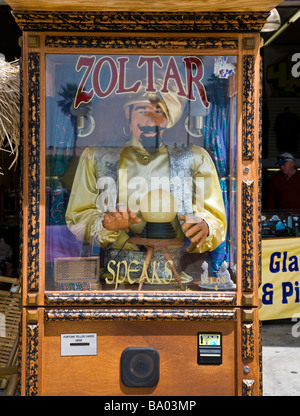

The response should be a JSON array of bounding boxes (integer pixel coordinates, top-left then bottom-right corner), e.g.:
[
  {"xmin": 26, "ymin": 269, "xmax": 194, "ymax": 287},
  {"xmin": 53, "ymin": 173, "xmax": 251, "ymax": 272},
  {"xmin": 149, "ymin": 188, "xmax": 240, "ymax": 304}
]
[{"xmin": 61, "ymin": 333, "xmax": 97, "ymax": 356}]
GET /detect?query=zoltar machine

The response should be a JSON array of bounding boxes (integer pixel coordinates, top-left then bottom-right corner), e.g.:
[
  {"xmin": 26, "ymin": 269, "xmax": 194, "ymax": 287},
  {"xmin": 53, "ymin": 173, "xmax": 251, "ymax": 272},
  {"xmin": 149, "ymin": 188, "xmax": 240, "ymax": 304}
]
[{"xmin": 10, "ymin": 0, "xmax": 281, "ymax": 396}]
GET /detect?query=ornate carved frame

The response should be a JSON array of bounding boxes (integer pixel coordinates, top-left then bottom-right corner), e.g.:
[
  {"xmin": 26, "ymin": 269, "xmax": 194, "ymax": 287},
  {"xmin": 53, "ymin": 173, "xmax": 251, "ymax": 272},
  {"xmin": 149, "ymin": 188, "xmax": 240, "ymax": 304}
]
[{"xmin": 15, "ymin": 11, "xmax": 263, "ymax": 396}]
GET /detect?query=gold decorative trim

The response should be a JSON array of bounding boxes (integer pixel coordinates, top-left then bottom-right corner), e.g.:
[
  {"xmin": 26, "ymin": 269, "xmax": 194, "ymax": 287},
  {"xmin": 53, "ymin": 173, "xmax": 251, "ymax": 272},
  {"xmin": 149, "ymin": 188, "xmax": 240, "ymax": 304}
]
[
  {"xmin": 242, "ymin": 309, "xmax": 254, "ymax": 323},
  {"xmin": 242, "ymin": 179, "xmax": 254, "ymax": 292},
  {"xmin": 242, "ymin": 323, "xmax": 254, "ymax": 359},
  {"xmin": 45, "ymin": 35, "xmax": 238, "ymax": 49},
  {"xmin": 27, "ymin": 293, "xmax": 39, "ymax": 306},
  {"xmin": 242, "ymin": 55, "xmax": 255, "ymax": 161},
  {"xmin": 27, "ymin": 35, "xmax": 40, "ymax": 48},
  {"xmin": 25, "ymin": 324, "xmax": 39, "ymax": 396},
  {"xmin": 242, "ymin": 379, "xmax": 255, "ymax": 396},
  {"xmin": 27, "ymin": 52, "xmax": 40, "ymax": 292},
  {"xmin": 13, "ymin": 11, "xmax": 269, "ymax": 32},
  {"xmin": 45, "ymin": 291, "xmax": 237, "ymax": 307},
  {"xmin": 26, "ymin": 309, "xmax": 39, "ymax": 323},
  {"xmin": 258, "ymin": 57, "xmax": 263, "ymax": 289},
  {"xmin": 259, "ymin": 321, "xmax": 263, "ymax": 395},
  {"xmin": 44, "ymin": 307, "xmax": 237, "ymax": 321},
  {"xmin": 242, "ymin": 293, "xmax": 254, "ymax": 306},
  {"xmin": 243, "ymin": 37, "xmax": 255, "ymax": 50}
]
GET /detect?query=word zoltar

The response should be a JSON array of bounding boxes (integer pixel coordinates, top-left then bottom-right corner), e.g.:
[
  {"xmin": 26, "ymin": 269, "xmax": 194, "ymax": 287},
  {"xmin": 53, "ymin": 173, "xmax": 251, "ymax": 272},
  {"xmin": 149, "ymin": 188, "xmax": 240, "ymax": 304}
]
[{"xmin": 74, "ymin": 55, "xmax": 210, "ymax": 108}]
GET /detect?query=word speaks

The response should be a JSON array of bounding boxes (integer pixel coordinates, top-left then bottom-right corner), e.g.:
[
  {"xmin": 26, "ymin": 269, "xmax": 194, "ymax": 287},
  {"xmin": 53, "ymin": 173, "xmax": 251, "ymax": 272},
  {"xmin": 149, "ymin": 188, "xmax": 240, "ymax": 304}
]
[
  {"xmin": 74, "ymin": 55, "xmax": 210, "ymax": 108},
  {"xmin": 105, "ymin": 259, "xmax": 174, "ymax": 289}
]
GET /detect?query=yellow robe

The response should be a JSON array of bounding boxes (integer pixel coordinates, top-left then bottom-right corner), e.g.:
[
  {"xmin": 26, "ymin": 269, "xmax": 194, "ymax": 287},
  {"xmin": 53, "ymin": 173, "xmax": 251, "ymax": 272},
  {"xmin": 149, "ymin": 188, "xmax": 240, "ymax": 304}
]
[{"xmin": 65, "ymin": 138, "xmax": 226, "ymax": 254}]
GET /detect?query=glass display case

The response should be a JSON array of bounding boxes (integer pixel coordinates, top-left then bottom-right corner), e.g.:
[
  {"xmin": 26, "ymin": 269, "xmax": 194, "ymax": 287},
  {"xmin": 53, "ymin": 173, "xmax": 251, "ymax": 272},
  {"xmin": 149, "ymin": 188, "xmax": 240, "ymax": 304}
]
[{"xmin": 44, "ymin": 53, "xmax": 237, "ymax": 293}]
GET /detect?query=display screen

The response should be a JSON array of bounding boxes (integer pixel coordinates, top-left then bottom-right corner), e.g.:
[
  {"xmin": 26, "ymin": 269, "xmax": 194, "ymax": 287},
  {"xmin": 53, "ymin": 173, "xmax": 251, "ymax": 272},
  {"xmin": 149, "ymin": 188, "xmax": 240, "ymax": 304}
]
[
  {"xmin": 198, "ymin": 333, "xmax": 221, "ymax": 346},
  {"xmin": 198, "ymin": 332, "xmax": 222, "ymax": 364},
  {"xmin": 45, "ymin": 53, "xmax": 237, "ymax": 292}
]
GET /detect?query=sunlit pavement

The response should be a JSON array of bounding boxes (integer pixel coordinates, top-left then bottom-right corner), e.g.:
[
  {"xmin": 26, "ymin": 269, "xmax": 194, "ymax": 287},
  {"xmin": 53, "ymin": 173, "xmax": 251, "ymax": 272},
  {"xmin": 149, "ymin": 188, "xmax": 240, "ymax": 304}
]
[{"xmin": 262, "ymin": 320, "xmax": 300, "ymax": 396}]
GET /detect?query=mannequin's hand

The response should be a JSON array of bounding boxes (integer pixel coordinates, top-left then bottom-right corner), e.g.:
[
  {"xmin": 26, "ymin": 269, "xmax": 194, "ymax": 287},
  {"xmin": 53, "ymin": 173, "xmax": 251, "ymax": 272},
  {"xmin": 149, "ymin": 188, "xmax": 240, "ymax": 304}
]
[
  {"xmin": 179, "ymin": 214, "xmax": 209, "ymax": 248},
  {"xmin": 103, "ymin": 206, "xmax": 141, "ymax": 231}
]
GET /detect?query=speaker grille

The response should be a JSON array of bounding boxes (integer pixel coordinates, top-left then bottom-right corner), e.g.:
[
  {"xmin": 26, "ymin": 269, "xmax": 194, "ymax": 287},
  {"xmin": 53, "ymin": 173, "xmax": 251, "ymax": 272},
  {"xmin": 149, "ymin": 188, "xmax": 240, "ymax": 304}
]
[{"xmin": 121, "ymin": 347, "xmax": 160, "ymax": 388}]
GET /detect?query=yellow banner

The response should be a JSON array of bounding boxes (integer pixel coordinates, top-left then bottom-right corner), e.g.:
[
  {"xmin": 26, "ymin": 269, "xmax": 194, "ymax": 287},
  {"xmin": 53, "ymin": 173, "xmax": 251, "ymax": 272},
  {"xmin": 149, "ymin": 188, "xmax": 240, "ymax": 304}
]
[{"xmin": 259, "ymin": 237, "xmax": 300, "ymax": 321}]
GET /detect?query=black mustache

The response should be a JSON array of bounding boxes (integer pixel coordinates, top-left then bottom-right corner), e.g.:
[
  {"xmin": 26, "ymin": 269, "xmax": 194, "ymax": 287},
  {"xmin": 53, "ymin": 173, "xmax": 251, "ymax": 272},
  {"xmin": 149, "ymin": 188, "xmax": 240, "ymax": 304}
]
[{"xmin": 138, "ymin": 125, "xmax": 166, "ymax": 134}]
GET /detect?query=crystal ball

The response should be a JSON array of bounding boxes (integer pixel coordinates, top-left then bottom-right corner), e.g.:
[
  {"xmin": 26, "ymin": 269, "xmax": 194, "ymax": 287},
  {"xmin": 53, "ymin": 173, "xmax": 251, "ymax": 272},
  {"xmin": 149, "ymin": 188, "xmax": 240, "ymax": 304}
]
[{"xmin": 140, "ymin": 189, "xmax": 178, "ymax": 223}]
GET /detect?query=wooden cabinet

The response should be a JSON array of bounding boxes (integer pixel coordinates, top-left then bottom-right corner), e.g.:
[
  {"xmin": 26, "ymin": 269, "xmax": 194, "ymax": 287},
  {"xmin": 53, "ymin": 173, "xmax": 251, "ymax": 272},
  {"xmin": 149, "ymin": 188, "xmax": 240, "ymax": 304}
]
[{"xmin": 12, "ymin": 8, "xmax": 271, "ymax": 396}]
